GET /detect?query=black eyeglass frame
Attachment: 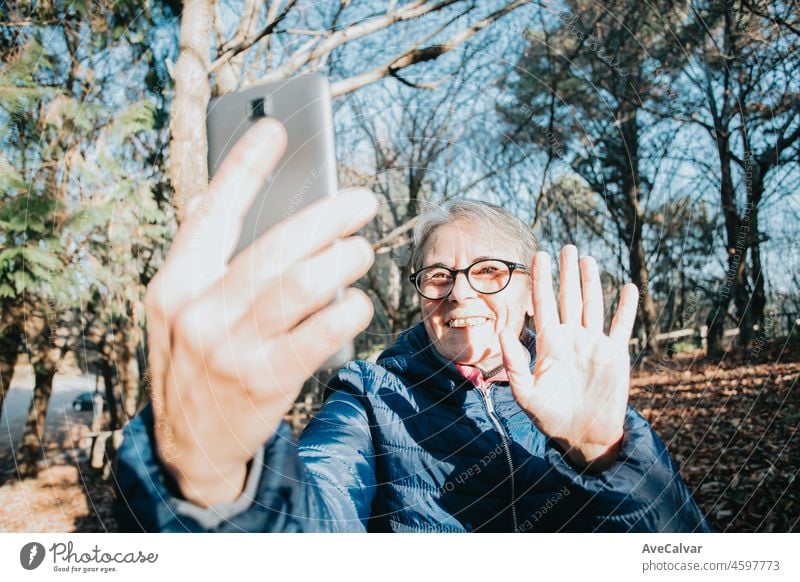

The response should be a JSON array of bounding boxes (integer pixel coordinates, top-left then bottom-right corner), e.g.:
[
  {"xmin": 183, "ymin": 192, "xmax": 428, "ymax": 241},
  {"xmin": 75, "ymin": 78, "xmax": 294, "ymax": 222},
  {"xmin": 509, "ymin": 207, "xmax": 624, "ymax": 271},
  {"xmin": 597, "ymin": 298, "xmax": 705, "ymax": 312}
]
[{"xmin": 408, "ymin": 258, "xmax": 530, "ymax": 301}]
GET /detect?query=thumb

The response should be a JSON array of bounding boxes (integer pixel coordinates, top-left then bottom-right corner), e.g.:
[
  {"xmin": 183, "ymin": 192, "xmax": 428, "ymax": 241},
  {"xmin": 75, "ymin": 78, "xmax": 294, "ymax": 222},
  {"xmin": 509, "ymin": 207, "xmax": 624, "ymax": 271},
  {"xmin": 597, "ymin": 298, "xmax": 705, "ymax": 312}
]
[{"xmin": 499, "ymin": 330, "xmax": 533, "ymax": 400}]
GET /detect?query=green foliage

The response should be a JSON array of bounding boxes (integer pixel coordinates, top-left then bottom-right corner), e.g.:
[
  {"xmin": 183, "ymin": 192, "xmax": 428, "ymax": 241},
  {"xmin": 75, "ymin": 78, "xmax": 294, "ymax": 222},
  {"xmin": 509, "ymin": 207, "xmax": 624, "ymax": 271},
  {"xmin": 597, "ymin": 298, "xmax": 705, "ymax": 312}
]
[
  {"xmin": 1, "ymin": 1, "xmax": 171, "ymax": 344},
  {"xmin": 0, "ymin": 36, "xmax": 52, "ymax": 97},
  {"xmin": 0, "ymin": 244, "xmax": 64, "ymax": 296},
  {"xmin": 109, "ymin": 101, "xmax": 155, "ymax": 144},
  {"xmin": 0, "ymin": 179, "xmax": 65, "ymax": 297},
  {"xmin": 0, "ymin": 194, "xmax": 59, "ymax": 235},
  {"xmin": 671, "ymin": 341, "xmax": 698, "ymax": 354},
  {"xmin": 0, "ymin": 160, "xmax": 28, "ymax": 201}
]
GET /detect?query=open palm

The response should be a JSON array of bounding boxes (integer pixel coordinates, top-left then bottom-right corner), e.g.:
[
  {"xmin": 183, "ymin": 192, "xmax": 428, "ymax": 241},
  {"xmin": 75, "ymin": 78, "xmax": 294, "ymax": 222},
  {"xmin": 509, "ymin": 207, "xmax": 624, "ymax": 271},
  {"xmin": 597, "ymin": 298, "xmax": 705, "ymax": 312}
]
[{"xmin": 500, "ymin": 245, "xmax": 639, "ymax": 471}]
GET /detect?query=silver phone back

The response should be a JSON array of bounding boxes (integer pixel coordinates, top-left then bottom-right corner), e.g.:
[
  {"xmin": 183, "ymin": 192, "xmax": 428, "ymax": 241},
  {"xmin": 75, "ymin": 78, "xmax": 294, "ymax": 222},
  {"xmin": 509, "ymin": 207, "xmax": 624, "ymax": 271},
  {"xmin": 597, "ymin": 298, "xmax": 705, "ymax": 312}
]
[
  {"xmin": 207, "ymin": 74, "xmax": 338, "ymax": 258},
  {"xmin": 207, "ymin": 75, "xmax": 353, "ymax": 368}
]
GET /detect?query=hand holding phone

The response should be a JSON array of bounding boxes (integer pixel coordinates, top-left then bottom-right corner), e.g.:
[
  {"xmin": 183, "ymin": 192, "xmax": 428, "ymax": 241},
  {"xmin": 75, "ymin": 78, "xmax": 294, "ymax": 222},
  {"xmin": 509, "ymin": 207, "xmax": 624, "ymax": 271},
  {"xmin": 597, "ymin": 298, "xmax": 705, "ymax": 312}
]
[
  {"xmin": 207, "ymin": 74, "xmax": 355, "ymax": 367},
  {"xmin": 145, "ymin": 119, "xmax": 377, "ymax": 507}
]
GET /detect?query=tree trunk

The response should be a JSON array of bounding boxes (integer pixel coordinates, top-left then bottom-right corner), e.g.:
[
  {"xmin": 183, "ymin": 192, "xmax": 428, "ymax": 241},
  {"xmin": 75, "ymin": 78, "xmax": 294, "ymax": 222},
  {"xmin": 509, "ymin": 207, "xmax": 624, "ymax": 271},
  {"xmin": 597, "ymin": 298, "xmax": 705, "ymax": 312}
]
[
  {"xmin": 119, "ymin": 334, "xmax": 142, "ymax": 421},
  {"xmin": 110, "ymin": 320, "xmax": 142, "ymax": 422},
  {"xmin": 708, "ymin": 132, "xmax": 741, "ymax": 356},
  {"xmin": 619, "ymin": 109, "xmax": 661, "ymax": 357},
  {"xmin": 0, "ymin": 329, "xmax": 20, "ymax": 420},
  {"xmin": 732, "ymin": 201, "xmax": 754, "ymax": 347},
  {"xmin": 396, "ymin": 195, "xmax": 421, "ymax": 333},
  {"xmin": 135, "ymin": 333, "xmax": 151, "ymax": 411},
  {"xmin": 663, "ymin": 269, "xmax": 678, "ymax": 333},
  {"xmin": 628, "ymin": 230, "xmax": 661, "ymax": 356},
  {"xmin": 397, "ymin": 264, "xmax": 419, "ymax": 332},
  {"xmin": 749, "ymin": 213, "xmax": 765, "ymax": 339},
  {"xmin": 746, "ymin": 160, "xmax": 767, "ymax": 343},
  {"xmin": 169, "ymin": 0, "xmax": 213, "ymax": 222},
  {"xmin": 16, "ymin": 362, "xmax": 57, "ymax": 479},
  {"xmin": 101, "ymin": 360, "xmax": 120, "ymax": 432}
]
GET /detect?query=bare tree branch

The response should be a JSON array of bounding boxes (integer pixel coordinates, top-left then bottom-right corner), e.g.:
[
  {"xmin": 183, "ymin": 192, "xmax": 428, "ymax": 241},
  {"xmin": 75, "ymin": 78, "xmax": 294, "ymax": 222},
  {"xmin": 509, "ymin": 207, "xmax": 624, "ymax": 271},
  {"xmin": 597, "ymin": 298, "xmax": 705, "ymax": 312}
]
[
  {"xmin": 332, "ymin": 0, "xmax": 530, "ymax": 97},
  {"xmin": 214, "ymin": 0, "xmax": 262, "ymax": 93},
  {"xmin": 388, "ymin": 68, "xmax": 440, "ymax": 89},
  {"xmin": 216, "ymin": 0, "xmax": 460, "ymax": 79},
  {"xmin": 209, "ymin": 0, "xmax": 298, "ymax": 75}
]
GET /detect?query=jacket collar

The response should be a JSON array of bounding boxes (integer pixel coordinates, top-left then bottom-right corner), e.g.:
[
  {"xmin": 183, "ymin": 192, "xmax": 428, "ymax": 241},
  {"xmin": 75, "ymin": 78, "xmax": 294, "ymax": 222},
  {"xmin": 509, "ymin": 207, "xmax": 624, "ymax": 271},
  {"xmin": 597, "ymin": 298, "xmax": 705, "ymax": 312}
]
[{"xmin": 376, "ymin": 322, "xmax": 537, "ymax": 393}]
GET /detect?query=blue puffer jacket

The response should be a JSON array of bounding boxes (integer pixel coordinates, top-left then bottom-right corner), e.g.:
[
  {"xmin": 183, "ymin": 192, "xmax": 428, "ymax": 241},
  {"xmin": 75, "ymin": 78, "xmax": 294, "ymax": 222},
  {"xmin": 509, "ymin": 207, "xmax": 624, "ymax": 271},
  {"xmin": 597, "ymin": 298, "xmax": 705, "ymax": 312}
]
[{"xmin": 114, "ymin": 323, "xmax": 712, "ymax": 532}]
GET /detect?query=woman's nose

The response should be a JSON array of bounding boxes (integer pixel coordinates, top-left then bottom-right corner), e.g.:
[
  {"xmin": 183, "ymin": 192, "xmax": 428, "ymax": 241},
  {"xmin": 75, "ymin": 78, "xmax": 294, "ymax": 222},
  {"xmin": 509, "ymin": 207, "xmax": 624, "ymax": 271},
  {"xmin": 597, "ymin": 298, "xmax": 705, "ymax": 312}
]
[{"xmin": 449, "ymin": 271, "xmax": 477, "ymax": 302}]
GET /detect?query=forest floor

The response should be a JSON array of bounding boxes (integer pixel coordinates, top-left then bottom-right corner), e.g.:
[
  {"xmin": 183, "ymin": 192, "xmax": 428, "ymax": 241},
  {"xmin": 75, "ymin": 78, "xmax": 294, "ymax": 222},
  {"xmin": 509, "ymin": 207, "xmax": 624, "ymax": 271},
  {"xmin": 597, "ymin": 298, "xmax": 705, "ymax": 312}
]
[
  {"xmin": 1, "ymin": 335, "xmax": 797, "ymax": 533},
  {"xmin": 0, "ymin": 367, "xmax": 118, "ymax": 532},
  {"xmin": 629, "ymin": 335, "xmax": 799, "ymax": 532}
]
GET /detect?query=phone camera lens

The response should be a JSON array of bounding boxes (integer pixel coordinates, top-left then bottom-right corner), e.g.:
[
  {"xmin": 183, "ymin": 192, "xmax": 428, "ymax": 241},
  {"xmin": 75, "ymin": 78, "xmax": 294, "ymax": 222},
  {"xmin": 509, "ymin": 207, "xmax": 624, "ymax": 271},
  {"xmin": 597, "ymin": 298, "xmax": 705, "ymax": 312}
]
[{"xmin": 251, "ymin": 98, "xmax": 266, "ymax": 119}]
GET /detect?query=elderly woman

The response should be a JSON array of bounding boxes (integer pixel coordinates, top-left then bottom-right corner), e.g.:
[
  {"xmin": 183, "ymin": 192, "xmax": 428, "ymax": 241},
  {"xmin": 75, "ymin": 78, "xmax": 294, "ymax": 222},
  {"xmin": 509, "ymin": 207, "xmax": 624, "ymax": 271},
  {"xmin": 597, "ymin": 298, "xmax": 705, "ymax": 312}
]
[{"xmin": 116, "ymin": 120, "xmax": 710, "ymax": 532}]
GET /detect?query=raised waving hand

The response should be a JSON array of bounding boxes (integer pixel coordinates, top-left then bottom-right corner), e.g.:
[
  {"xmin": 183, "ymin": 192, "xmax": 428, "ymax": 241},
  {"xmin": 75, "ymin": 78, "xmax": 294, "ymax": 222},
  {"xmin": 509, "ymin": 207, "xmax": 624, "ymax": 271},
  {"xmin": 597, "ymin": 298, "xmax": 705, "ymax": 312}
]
[{"xmin": 500, "ymin": 245, "xmax": 639, "ymax": 471}]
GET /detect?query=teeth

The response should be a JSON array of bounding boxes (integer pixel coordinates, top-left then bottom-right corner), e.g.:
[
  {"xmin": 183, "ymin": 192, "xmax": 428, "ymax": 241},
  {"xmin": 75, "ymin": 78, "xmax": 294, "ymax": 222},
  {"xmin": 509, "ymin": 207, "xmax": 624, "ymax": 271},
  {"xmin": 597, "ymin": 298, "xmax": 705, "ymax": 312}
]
[{"xmin": 448, "ymin": 317, "xmax": 489, "ymax": 328}]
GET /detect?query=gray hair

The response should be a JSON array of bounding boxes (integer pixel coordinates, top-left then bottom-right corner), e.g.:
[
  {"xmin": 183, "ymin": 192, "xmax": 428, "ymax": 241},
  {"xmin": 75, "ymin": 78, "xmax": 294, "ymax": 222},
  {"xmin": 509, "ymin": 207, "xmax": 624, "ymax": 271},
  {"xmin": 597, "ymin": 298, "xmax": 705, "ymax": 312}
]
[{"xmin": 410, "ymin": 200, "xmax": 539, "ymax": 271}]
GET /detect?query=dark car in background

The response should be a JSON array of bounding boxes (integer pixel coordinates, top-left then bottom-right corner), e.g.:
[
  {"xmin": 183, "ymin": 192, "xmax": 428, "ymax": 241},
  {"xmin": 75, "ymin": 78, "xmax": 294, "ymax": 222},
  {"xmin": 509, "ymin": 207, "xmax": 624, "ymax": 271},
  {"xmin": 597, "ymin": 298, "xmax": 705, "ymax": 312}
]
[{"xmin": 72, "ymin": 392, "xmax": 108, "ymax": 412}]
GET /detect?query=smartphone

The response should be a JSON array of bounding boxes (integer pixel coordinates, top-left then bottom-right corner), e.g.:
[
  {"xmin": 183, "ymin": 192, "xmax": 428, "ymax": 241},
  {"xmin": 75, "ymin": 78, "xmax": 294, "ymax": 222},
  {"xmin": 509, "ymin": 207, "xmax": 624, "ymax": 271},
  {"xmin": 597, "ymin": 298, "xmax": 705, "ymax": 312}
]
[{"xmin": 206, "ymin": 74, "xmax": 353, "ymax": 369}]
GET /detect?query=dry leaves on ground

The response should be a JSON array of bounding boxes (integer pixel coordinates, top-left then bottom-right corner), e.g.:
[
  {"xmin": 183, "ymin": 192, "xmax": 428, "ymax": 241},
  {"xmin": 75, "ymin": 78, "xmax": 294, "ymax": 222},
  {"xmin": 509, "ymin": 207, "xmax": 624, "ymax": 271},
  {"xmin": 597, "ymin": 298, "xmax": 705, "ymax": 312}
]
[
  {"xmin": 1, "ymin": 337, "xmax": 797, "ymax": 533},
  {"xmin": 630, "ymin": 337, "xmax": 800, "ymax": 532}
]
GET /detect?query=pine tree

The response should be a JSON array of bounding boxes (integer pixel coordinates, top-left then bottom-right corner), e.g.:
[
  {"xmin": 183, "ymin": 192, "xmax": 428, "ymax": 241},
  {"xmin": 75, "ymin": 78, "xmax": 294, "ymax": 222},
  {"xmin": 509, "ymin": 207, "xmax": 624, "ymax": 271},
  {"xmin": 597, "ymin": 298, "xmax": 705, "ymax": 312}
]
[{"xmin": 1, "ymin": 1, "xmax": 171, "ymax": 477}]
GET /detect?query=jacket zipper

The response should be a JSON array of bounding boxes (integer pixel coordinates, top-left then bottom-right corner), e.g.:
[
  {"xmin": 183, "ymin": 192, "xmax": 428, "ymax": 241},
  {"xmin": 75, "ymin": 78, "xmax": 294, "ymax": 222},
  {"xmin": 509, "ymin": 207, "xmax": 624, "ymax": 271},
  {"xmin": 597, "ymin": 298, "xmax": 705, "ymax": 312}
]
[{"xmin": 478, "ymin": 384, "xmax": 519, "ymax": 532}]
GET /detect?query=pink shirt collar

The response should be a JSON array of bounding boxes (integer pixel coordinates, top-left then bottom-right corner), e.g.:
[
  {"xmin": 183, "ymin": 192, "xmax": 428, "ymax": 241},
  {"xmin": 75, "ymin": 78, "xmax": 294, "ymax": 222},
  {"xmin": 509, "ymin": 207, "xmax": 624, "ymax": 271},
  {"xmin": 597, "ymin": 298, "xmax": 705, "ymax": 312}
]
[{"xmin": 454, "ymin": 363, "xmax": 510, "ymax": 389}]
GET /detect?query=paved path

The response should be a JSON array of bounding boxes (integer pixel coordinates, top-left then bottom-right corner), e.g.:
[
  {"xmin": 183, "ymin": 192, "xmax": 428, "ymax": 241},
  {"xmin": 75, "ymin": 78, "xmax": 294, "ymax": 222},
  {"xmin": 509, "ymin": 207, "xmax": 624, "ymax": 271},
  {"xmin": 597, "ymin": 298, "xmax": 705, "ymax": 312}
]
[
  {"xmin": 0, "ymin": 366, "xmax": 118, "ymax": 532},
  {"xmin": 1, "ymin": 366, "xmax": 97, "ymax": 472}
]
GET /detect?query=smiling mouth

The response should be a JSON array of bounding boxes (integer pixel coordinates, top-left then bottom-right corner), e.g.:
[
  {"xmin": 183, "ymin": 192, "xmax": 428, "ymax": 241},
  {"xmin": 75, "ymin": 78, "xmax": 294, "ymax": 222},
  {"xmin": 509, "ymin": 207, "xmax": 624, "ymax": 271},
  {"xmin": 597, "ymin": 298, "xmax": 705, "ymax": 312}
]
[{"xmin": 447, "ymin": 316, "xmax": 492, "ymax": 329}]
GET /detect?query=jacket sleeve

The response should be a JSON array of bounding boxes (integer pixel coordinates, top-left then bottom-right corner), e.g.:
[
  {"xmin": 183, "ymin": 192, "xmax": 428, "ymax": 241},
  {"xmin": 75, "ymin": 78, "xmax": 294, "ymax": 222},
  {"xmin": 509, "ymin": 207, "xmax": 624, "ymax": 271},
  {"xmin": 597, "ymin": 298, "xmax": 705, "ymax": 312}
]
[
  {"xmin": 113, "ymin": 363, "xmax": 377, "ymax": 532},
  {"xmin": 543, "ymin": 406, "xmax": 713, "ymax": 532}
]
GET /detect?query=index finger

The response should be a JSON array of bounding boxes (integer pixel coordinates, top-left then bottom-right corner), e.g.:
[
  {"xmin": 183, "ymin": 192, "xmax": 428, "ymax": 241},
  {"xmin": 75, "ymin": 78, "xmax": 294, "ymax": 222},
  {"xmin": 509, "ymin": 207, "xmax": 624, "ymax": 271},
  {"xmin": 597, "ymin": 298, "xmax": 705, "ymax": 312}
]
[
  {"xmin": 227, "ymin": 187, "xmax": 379, "ymax": 286},
  {"xmin": 150, "ymin": 119, "xmax": 288, "ymax": 318},
  {"xmin": 532, "ymin": 252, "xmax": 560, "ymax": 336},
  {"xmin": 181, "ymin": 118, "xmax": 288, "ymax": 268},
  {"xmin": 609, "ymin": 283, "xmax": 639, "ymax": 344},
  {"xmin": 559, "ymin": 245, "xmax": 582, "ymax": 326}
]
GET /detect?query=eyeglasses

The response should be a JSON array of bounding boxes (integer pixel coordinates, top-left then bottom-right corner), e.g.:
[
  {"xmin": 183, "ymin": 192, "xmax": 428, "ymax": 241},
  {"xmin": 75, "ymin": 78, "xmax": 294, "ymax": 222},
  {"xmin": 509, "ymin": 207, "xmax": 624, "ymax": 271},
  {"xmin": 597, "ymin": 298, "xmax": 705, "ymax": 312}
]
[{"xmin": 408, "ymin": 258, "xmax": 530, "ymax": 301}]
